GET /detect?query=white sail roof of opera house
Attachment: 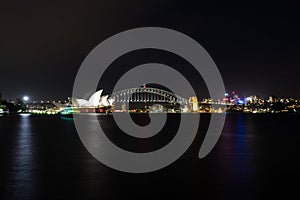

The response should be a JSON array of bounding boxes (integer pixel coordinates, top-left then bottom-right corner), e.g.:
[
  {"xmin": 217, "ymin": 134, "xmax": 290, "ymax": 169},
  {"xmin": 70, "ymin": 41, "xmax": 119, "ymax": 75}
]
[{"xmin": 76, "ymin": 89, "xmax": 103, "ymax": 107}]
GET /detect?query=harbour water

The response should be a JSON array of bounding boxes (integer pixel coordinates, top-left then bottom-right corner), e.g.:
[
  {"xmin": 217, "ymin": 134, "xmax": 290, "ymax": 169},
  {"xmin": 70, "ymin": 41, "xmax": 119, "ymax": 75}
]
[{"xmin": 0, "ymin": 113, "xmax": 299, "ymax": 200}]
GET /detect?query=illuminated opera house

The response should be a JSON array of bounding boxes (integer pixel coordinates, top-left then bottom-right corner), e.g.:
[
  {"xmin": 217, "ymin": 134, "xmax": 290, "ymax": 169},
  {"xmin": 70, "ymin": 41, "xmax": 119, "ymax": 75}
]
[{"xmin": 53, "ymin": 89, "xmax": 113, "ymax": 114}]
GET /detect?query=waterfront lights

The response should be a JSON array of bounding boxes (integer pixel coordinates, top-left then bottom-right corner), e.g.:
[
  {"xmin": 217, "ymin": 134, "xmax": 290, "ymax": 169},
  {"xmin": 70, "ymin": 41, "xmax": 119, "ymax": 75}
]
[{"xmin": 23, "ymin": 96, "xmax": 29, "ymax": 101}]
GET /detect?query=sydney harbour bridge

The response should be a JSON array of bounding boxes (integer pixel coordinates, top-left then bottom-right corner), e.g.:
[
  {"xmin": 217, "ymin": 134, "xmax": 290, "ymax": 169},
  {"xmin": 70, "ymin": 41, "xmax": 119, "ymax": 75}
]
[
  {"xmin": 109, "ymin": 87, "xmax": 193, "ymax": 111},
  {"xmin": 110, "ymin": 87, "xmax": 189, "ymax": 105}
]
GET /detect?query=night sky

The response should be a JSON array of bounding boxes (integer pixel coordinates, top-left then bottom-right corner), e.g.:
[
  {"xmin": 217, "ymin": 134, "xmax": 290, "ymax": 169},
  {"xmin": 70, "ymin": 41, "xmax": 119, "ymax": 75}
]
[{"xmin": 1, "ymin": 1, "xmax": 300, "ymax": 100}]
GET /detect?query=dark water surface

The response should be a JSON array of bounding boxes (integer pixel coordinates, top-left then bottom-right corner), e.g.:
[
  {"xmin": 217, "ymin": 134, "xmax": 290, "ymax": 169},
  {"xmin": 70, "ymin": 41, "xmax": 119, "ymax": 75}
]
[{"xmin": 0, "ymin": 113, "xmax": 300, "ymax": 200}]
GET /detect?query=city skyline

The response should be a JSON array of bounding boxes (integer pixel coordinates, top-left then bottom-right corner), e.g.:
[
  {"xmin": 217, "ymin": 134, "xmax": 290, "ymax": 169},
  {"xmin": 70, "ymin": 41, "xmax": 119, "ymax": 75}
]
[
  {"xmin": 1, "ymin": 86, "xmax": 300, "ymax": 115},
  {"xmin": 1, "ymin": 88, "xmax": 300, "ymax": 102}
]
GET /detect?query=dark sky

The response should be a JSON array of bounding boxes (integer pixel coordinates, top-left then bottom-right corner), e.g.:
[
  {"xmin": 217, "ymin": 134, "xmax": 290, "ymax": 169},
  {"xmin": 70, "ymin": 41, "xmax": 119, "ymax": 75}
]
[{"xmin": 1, "ymin": 1, "xmax": 300, "ymax": 100}]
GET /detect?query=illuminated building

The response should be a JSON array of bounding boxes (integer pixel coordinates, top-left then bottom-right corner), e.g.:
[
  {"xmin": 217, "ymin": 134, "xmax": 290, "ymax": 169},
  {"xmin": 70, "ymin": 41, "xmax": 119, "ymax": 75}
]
[
  {"xmin": 75, "ymin": 90, "xmax": 103, "ymax": 107},
  {"xmin": 189, "ymin": 96, "xmax": 199, "ymax": 112}
]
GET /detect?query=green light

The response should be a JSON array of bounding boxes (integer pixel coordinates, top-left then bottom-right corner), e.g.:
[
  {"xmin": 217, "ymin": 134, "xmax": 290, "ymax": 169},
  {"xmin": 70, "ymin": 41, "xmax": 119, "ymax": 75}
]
[{"xmin": 61, "ymin": 107, "xmax": 80, "ymax": 115}]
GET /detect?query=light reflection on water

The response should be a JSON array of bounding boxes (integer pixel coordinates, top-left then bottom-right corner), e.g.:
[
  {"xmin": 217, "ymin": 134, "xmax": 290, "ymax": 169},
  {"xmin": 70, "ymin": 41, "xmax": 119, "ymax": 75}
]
[
  {"xmin": 0, "ymin": 113, "xmax": 300, "ymax": 200},
  {"xmin": 216, "ymin": 114, "xmax": 255, "ymax": 190},
  {"xmin": 9, "ymin": 114, "xmax": 36, "ymax": 199}
]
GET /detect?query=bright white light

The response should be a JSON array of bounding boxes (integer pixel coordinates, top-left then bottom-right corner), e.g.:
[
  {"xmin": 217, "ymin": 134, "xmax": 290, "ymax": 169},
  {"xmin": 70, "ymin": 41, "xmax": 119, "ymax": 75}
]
[{"xmin": 23, "ymin": 96, "xmax": 29, "ymax": 101}]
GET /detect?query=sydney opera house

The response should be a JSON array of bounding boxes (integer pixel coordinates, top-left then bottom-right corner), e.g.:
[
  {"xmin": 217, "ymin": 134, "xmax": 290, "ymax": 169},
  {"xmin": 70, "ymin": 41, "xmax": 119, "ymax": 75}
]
[
  {"xmin": 73, "ymin": 90, "xmax": 113, "ymax": 107},
  {"xmin": 54, "ymin": 89, "xmax": 114, "ymax": 114}
]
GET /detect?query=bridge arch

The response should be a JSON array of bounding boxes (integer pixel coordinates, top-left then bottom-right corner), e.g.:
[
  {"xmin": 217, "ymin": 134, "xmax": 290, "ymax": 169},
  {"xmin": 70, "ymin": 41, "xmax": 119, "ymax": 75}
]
[{"xmin": 110, "ymin": 87, "xmax": 189, "ymax": 105}]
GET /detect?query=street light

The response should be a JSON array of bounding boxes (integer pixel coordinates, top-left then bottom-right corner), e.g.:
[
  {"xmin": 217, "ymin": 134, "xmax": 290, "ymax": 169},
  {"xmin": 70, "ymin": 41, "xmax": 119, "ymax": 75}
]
[
  {"xmin": 23, "ymin": 96, "xmax": 29, "ymax": 101},
  {"xmin": 22, "ymin": 96, "xmax": 29, "ymax": 113}
]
